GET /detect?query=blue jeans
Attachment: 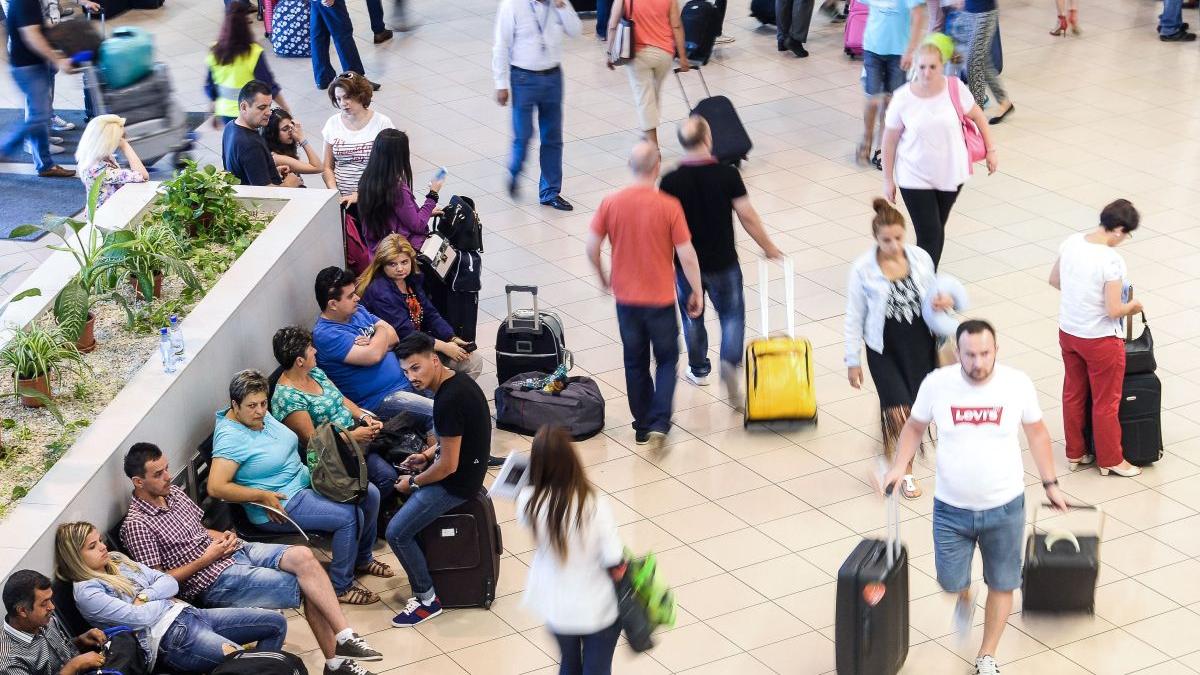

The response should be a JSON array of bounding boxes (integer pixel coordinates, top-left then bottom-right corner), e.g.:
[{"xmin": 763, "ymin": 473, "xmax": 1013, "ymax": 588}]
[
  {"xmin": 310, "ymin": 0, "xmax": 366, "ymax": 87},
  {"xmin": 1, "ymin": 63, "xmax": 54, "ymax": 172},
  {"xmin": 199, "ymin": 542, "xmax": 301, "ymax": 609},
  {"xmin": 385, "ymin": 483, "xmax": 465, "ymax": 600},
  {"xmin": 259, "ymin": 485, "xmax": 380, "ymax": 595},
  {"xmin": 932, "ymin": 494, "xmax": 1024, "ymax": 593},
  {"xmin": 1160, "ymin": 0, "xmax": 1184, "ymax": 34},
  {"xmin": 553, "ymin": 621, "xmax": 621, "ymax": 675},
  {"xmin": 508, "ymin": 67, "xmax": 564, "ymax": 203},
  {"xmin": 596, "ymin": 0, "xmax": 611, "ymax": 38},
  {"xmin": 375, "ymin": 388, "xmax": 435, "ymax": 424},
  {"xmin": 365, "ymin": 0, "xmax": 386, "ymax": 33},
  {"xmin": 675, "ymin": 264, "xmax": 745, "ymax": 377},
  {"xmin": 615, "ymin": 303, "xmax": 679, "ymax": 434},
  {"xmin": 366, "ymin": 449, "xmax": 399, "ymax": 502},
  {"xmin": 160, "ymin": 606, "xmax": 287, "ymax": 673}
]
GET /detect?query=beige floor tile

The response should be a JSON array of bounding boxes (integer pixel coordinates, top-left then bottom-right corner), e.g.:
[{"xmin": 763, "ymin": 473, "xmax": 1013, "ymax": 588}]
[
  {"xmin": 1055, "ymin": 629, "xmax": 1171, "ymax": 675},
  {"xmin": 1100, "ymin": 532, "xmax": 1189, "ymax": 576},
  {"xmin": 1008, "ymin": 611, "xmax": 1116, "ymax": 650},
  {"xmin": 777, "ymin": 582, "xmax": 838, "ymax": 631},
  {"xmin": 1098, "ymin": 489, "xmax": 1197, "ymax": 530},
  {"xmin": 1129, "ymin": 661, "xmax": 1200, "ymax": 675},
  {"xmin": 732, "ymin": 553, "xmax": 833, "ymax": 599},
  {"xmin": 897, "ymin": 640, "xmax": 973, "ymax": 674},
  {"xmin": 644, "ymin": 622, "xmax": 743, "ymax": 672},
  {"xmin": 703, "ymin": 427, "xmax": 797, "ymax": 460},
  {"xmin": 757, "ymin": 509, "xmax": 857, "ymax": 551},
  {"xmin": 653, "ymin": 502, "xmax": 748, "ymax": 544},
  {"xmin": 795, "ymin": 535, "xmax": 865, "ymax": 573},
  {"xmin": 821, "ymin": 492, "xmax": 923, "ymax": 534},
  {"xmin": 633, "ymin": 438, "xmax": 734, "ymax": 477},
  {"xmin": 1144, "ymin": 515, "xmax": 1200, "ymax": 557},
  {"xmin": 587, "ymin": 455, "xmax": 671, "ymax": 493},
  {"xmin": 739, "ymin": 445, "xmax": 833, "ymax": 482},
  {"xmin": 1125, "ymin": 608, "xmax": 1200, "ymax": 659},
  {"xmin": 935, "ymin": 622, "xmax": 1049, "ymax": 664},
  {"xmin": 799, "ymin": 429, "xmax": 883, "ymax": 466},
  {"xmin": 650, "ymin": 545, "xmax": 726, "ymax": 586},
  {"xmin": 1094, "ymin": 578, "xmax": 1182, "ymax": 627},
  {"xmin": 378, "ymin": 654, "xmax": 470, "ymax": 675},
  {"xmin": 414, "ymin": 608, "xmax": 515, "ymax": 652},
  {"xmin": 446, "ymin": 633, "xmax": 553, "ymax": 675},
  {"xmin": 487, "ymin": 591, "xmax": 543, "ymax": 633},
  {"xmin": 749, "ymin": 631, "xmax": 836, "ymax": 674},
  {"xmin": 673, "ymin": 572, "xmax": 768, "ymax": 620},
  {"xmin": 779, "ymin": 467, "xmax": 874, "ymax": 507},
  {"xmin": 678, "ymin": 462, "xmax": 772, "ymax": 500},
  {"xmin": 691, "ymin": 525, "xmax": 791, "ymax": 571},
  {"xmin": 705, "ymin": 601, "xmax": 812, "ymax": 651},
  {"xmin": 612, "ymin": 478, "xmax": 709, "ymax": 518},
  {"xmin": 616, "ymin": 519, "xmax": 685, "ymax": 554},
  {"xmin": 678, "ymin": 652, "xmax": 776, "ymax": 675},
  {"xmin": 1138, "ymin": 559, "xmax": 1200, "ymax": 607},
  {"xmin": 1001, "ymin": 650, "xmax": 1095, "ymax": 675},
  {"xmin": 716, "ymin": 484, "xmax": 813, "ymax": 526}
]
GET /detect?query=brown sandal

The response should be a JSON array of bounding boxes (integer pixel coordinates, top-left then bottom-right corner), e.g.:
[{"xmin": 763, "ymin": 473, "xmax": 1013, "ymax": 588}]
[
  {"xmin": 337, "ymin": 586, "xmax": 379, "ymax": 605},
  {"xmin": 356, "ymin": 559, "xmax": 395, "ymax": 579}
]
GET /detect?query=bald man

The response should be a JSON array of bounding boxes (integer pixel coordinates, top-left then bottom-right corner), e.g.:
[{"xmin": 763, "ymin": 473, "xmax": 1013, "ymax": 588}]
[
  {"xmin": 586, "ymin": 141, "xmax": 704, "ymax": 455},
  {"xmin": 660, "ymin": 116, "xmax": 781, "ymax": 409}
]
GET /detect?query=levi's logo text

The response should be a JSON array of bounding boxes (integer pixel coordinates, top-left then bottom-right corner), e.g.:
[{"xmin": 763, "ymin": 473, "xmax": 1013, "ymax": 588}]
[{"xmin": 950, "ymin": 406, "xmax": 1004, "ymax": 425}]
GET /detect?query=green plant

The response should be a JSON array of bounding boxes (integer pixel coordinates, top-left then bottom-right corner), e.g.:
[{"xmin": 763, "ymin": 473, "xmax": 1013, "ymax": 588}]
[
  {"xmin": 97, "ymin": 221, "xmax": 203, "ymax": 324},
  {"xmin": 131, "ymin": 295, "xmax": 192, "ymax": 336},
  {"xmin": 0, "ymin": 324, "xmax": 89, "ymax": 421},
  {"xmin": 153, "ymin": 161, "xmax": 252, "ymax": 243}
]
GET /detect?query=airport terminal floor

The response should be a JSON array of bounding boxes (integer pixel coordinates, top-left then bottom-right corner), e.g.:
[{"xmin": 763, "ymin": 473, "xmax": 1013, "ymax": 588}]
[{"xmin": 3, "ymin": 0, "xmax": 1200, "ymax": 672}]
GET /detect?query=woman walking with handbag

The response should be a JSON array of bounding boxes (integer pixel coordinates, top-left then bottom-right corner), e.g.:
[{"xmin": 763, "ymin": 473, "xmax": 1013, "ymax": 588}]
[
  {"xmin": 880, "ymin": 42, "xmax": 996, "ymax": 269},
  {"xmin": 518, "ymin": 426, "xmax": 625, "ymax": 675},
  {"xmin": 605, "ymin": 0, "xmax": 690, "ymax": 147},
  {"xmin": 1048, "ymin": 199, "xmax": 1144, "ymax": 478}
]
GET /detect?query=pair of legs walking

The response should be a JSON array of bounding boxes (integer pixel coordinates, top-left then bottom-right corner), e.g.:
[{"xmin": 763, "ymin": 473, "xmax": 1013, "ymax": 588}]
[
  {"xmin": 508, "ymin": 68, "xmax": 565, "ymax": 204},
  {"xmin": 616, "ymin": 303, "xmax": 680, "ymax": 438},
  {"xmin": 775, "ymin": 0, "xmax": 814, "ymax": 53},
  {"xmin": 552, "ymin": 621, "xmax": 621, "ymax": 675},
  {"xmin": 1, "ymin": 64, "xmax": 56, "ymax": 173},
  {"xmin": 310, "ymin": 0, "xmax": 366, "ymax": 88},
  {"xmin": 675, "ymin": 265, "xmax": 745, "ymax": 404},
  {"xmin": 899, "ymin": 186, "xmax": 961, "ymax": 269},
  {"xmin": 859, "ymin": 52, "xmax": 904, "ymax": 167}
]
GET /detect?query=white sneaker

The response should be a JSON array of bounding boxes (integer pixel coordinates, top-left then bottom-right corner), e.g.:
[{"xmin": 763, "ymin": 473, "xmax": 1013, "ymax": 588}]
[
  {"xmin": 953, "ymin": 592, "xmax": 976, "ymax": 643},
  {"xmin": 646, "ymin": 431, "xmax": 668, "ymax": 457},
  {"xmin": 974, "ymin": 655, "xmax": 1000, "ymax": 675},
  {"xmin": 685, "ymin": 370, "xmax": 709, "ymax": 386},
  {"xmin": 51, "ymin": 115, "xmax": 75, "ymax": 132},
  {"xmin": 715, "ymin": 35, "xmax": 735, "ymax": 44}
]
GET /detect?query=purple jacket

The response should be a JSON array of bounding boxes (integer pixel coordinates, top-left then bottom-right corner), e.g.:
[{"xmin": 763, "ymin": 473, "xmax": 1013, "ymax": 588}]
[
  {"xmin": 363, "ymin": 182, "xmax": 437, "ymax": 253},
  {"xmin": 360, "ymin": 275, "xmax": 455, "ymax": 342}
]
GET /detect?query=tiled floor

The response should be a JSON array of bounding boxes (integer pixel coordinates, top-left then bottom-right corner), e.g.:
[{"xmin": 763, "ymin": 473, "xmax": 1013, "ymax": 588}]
[{"xmin": 6, "ymin": 0, "xmax": 1200, "ymax": 672}]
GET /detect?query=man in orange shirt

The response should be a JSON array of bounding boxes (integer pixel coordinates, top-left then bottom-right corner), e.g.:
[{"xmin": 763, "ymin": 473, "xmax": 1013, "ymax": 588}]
[{"xmin": 586, "ymin": 141, "xmax": 704, "ymax": 454}]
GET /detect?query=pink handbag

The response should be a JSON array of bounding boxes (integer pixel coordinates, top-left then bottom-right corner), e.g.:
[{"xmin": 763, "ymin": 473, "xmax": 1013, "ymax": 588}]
[{"xmin": 946, "ymin": 79, "xmax": 987, "ymax": 173}]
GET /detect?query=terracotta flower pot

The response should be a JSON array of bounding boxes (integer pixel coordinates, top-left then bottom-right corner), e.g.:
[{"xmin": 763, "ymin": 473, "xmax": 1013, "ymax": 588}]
[
  {"xmin": 17, "ymin": 373, "xmax": 52, "ymax": 408},
  {"xmin": 75, "ymin": 313, "xmax": 97, "ymax": 354},
  {"xmin": 129, "ymin": 271, "xmax": 164, "ymax": 300}
]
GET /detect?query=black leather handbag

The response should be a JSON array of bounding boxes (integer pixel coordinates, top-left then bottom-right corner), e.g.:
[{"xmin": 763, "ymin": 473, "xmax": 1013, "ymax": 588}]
[{"xmin": 1124, "ymin": 312, "xmax": 1155, "ymax": 376}]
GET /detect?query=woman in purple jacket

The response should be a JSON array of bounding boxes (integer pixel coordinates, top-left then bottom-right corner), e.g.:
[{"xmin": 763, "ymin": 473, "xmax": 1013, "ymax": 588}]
[
  {"xmin": 356, "ymin": 129, "xmax": 445, "ymax": 254},
  {"xmin": 356, "ymin": 234, "xmax": 483, "ymax": 378}
]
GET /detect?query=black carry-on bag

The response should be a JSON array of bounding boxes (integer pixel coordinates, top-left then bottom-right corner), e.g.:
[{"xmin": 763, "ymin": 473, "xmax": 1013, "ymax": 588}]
[
  {"xmin": 682, "ymin": 0, "xmax": 721, "ymax": 65},
  {"xmin": 1022, "ymin": 502, "xmax": 1103, "ymax": 614},
  {"xmin": 418, "ymin": 488, "xmax": 503, "ymax": 609},
  {"xmin": 495, "ymin": 285, "xmax": 571, "ymax": 384},
  {"xmin": 835, "ymin": 485, "xmax": 908, "ymax": 675},
  {"xmin": 674, "ymin": 66, "xmax": 752, "ymax": 165}
]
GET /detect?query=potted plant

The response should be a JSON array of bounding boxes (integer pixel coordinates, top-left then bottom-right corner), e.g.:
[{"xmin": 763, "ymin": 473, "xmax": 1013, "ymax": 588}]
[
  {"xmin": 98, "ymin": 220, "xmax": 200, "ymax": 302},
  {"xmin": 0, "ymin": 324, "xmax": 89, "ymax": 409},
  {"xmin": 153, "ymin": 161, "xmax": 248, "ymax": 242}
]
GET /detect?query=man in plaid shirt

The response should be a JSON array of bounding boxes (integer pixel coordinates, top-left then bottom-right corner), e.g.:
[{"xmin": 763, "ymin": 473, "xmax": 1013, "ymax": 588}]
[{"xmin": 119, "ymin": 442, "xmax": 383, "ymax": 675}]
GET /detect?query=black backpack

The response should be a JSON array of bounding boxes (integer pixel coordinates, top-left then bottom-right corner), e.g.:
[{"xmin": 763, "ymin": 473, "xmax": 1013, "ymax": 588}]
[
  {"xmin": 434, "ymin": 195, "xmax": 483, "ymax": 252},
  {"xmin": 211, "ymin": 650, "xmax": 308, "ymax": 675}
]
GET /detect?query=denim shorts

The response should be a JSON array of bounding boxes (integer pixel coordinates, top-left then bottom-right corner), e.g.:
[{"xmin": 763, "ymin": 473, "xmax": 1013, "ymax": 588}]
[
  {"xmin": 199, "ymin": 542, "xmax": 301, "ymax": 609},
  {"xmin": 932, "ymin": 494, "xmax": 1024, "ymax": 592},
  {"xmin": 863, "ymin": 51, "xmax": 907, "ymax": 97}
]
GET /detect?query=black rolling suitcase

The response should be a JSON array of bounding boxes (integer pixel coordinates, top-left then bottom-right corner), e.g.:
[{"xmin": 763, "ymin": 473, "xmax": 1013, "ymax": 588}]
[
  {"xmin": 674, "ymin": 67, "xmax": 752, "ymax": 165},
  {"xmin": 1022, "ymin": 503, "xmax": 1103, "ymax": 614},
  {"xmin": 1117, "ymin": 371, "xmax": 1163, "ymax": 466},
  {"xmin": 682, "ymin": 0, "xmax": 720, "ymax": 65},
  {"xmin": 750, "ymin": 0, "xmax": 775, "ymax": 24},
  {"xmin": 835, "ymin": 488, "xmax": 908, "ymax": 675},
  {"xmin": 418, "ymin": 488, "xmax": 502, "ymax": 608},
  {"xmin": 495, "ymin": 285, "xmax": 570, "ymax": 384}
]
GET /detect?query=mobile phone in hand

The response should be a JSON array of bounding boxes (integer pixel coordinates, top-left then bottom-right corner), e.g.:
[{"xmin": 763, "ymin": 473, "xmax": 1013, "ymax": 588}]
[{"xmin": 434, "ymin": 167, "xmax": 448, "ymax": 181}]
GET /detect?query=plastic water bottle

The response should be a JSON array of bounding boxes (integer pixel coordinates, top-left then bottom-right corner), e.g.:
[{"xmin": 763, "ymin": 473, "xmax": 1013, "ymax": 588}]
[
  {"xmin": 168, "ymin": 315, "xmax": 185, "ymax": 361},
  {"xmin": 159, "ymin": 328, "xmax": 176, "ymax": 373}
]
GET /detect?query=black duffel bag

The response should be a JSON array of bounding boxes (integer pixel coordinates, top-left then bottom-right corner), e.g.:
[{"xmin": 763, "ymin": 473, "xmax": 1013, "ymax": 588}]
[
  {"xmin": 495, "ymin": 372, "xmax": 605, "ymax": 440},
  {"xmin": 211, "ymin": 650, "xmax": 308, "ymax": 675}
]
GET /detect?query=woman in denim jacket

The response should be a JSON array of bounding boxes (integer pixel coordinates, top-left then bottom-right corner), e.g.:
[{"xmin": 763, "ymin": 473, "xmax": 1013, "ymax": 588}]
[
  {"xmin": 55, "ymin": 521, "xmax": 287, "ymax": 673},
  {"xmin": 844, "ymin": 199, "xmax": 951, "ymax": 499}
]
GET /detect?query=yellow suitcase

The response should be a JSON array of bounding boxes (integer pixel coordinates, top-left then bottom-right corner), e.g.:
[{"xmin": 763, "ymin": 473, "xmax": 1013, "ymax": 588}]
[{"xmin": 744, "ymin": 258, "xmax": 818, "ymax": 426}]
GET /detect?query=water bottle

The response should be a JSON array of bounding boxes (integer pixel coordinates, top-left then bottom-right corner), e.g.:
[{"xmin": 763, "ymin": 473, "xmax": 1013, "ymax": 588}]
[
  {"xmin": 159, "ymin": 328, "xmax": 176, "ymax": 374},
  {"xmin": 168, "ymin": 315, "xmax": 185, "ymax": 360}
]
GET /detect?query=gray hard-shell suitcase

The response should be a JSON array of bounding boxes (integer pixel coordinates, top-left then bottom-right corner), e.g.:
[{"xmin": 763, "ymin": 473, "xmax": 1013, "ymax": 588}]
[
  {"xmin": 495, "ymin": 372, "xmax": 605, "ymax": 440},
  {"xmin": 494, "ymin": 285, "xmax": 571, "ymax": 384}
]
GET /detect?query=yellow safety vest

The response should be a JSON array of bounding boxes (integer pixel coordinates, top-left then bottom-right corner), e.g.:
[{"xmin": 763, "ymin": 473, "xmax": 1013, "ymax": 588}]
[{"xmin": 206, "ymin": 43, "xmax": 264, "ymax": 119}]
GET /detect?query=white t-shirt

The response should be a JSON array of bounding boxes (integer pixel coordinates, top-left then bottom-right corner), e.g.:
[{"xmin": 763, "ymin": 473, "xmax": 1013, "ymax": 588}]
[
  {"xmin": 911, "ymin": 364, "xmax": 1042, "ymax": 511},
  {"xmin": 1057, "ymin": 232, "xmax": 1127, "ymax": 339},
  {"xmin": 321, "ymin": 110, "xmax": 395, "ymax": 195},
  {"xmin": 885, "ymin": 79, "xmax": 973, "ymax": 191}
]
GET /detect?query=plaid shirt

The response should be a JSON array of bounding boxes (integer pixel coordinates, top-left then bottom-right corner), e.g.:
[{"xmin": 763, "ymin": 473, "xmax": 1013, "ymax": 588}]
[
  {"xmin": 120, "ymin": 486, "xmax": 241, "ymax": 601},
  {"xmin": 1, "ymin": 615, "xmax": 79, "ymax": 675}
]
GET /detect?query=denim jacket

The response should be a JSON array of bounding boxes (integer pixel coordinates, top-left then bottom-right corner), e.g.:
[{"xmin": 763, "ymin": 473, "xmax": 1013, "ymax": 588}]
[
  {"xmin": 844, "ymin": 244, "xmax": 937, "ymax": 367},
  {"xmin": 73, "ymin": 555, "xmax": 186, "ymax": 669}
]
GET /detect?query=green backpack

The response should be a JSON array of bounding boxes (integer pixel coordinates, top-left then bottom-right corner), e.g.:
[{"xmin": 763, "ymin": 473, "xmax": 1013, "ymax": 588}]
[
  {"xmin": 627, "ymin": 549, "xmax": 676, "ymax": 629},
  {"xmin": 307, "ymin": 423, "xmax": 369, "ymax": 504}
]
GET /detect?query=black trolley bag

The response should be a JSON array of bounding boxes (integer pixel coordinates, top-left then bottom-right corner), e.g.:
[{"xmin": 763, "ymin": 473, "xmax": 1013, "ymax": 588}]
[
  {"xmin": 674, "ymin": 66, "xmax": 752, "ymax": 165},
  {"xmin": 1022, "ymin": 502, "xmax": 1103, "ymax": 614},
  {"xmin": 682, "ymin": 0, "xmax": 721, "ymax": 65},
  {"xmin": 418, "ymin": 488, "xmax": 503, "ymax": 608},
  {"xmin": 1083, "ymin": 306, "xmax": 1163, "ymax": 466},
  {"xmin": 495, "ymin": 285, "xmax": 570, "ymax": 384},
  {"xmin": 835, "ymin": 485, "xmax": 908, "ymax": 675}
]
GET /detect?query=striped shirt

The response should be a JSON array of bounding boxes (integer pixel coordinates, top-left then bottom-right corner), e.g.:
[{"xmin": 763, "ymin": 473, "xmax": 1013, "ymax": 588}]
[
  {"xmin": 1, "ymin": 615, "xmax": 79, "ymax": 675},
  {"xmin": 322, "ymin": 110, "xmax": 394, "ymax": 195}
]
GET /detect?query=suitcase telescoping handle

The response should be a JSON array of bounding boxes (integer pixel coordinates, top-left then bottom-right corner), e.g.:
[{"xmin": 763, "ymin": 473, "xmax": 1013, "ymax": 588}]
[
  {"xmin": 505, "ymin": 284, "xmax": 542, "ymax": 333},
  {"xmin": 1124, "ymin": 285, "xmax": 1148, "ymax": 342},
  {"xmin": 86, "ymin": 8, "xmax": 106, "ymax": 38},
  {"xmin": 757, "ymin": 256, "xmax": 795, "ymax": 339},
  {"xmin": 673, "ymin": 66, "xmax": 711, "ymax": 111},
  {"xmin": 1031, "ymin": 502, "xmax": 1105, "ymax": 541},
  {"xmin": 882, "ymin": 482, "xmax": 902, "ymax": 566}
]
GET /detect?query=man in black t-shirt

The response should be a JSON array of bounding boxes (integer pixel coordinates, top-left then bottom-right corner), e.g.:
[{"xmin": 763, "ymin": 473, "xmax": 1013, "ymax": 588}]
[
  {"xmin": 386, "ymin": 332, "xmax": 492, "ymax": 627},
  {"xmin": 0, "ymin": 0, "xmax": 76, "ymax": 177},
  {"xmin": 221, "ymin": 81, "xmax": 301, "ymax": 187},
  {"xmin": 659, "ymin": 115, "xmax": 782, "ymax": 409}
]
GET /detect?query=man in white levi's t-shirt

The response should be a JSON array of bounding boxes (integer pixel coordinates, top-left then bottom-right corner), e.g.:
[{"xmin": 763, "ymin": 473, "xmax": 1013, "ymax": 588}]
[{"xmin": 881, "ymin": 320, "xmax": 1066, "ymax": 675}]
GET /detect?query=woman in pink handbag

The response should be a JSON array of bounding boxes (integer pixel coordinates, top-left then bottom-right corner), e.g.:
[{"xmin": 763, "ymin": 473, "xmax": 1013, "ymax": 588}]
[{"xmin": 879, "ymin": 41, "xmax": 996, "ymax": 269}]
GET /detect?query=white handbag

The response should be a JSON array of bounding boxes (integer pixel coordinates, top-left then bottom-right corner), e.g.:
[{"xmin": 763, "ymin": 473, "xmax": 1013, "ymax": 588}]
[
  {"xmin": 609, "ymin": 0, "xmax": 635, "ymax": 65},
  {"xmin": 420, "ymin": 233, "xmax": 457, "ymax": 282}
]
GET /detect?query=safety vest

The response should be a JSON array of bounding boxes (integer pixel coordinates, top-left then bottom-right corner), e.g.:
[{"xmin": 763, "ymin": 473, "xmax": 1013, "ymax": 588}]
[{"xmin": 206, "ymin": 43, "xmax": 264, "ymax": 119}]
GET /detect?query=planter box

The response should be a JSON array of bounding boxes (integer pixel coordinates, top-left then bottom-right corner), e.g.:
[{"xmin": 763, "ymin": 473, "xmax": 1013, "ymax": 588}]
[{"xmin": 0, "ymin": 183, "xmax": 342, "ymax": 580}]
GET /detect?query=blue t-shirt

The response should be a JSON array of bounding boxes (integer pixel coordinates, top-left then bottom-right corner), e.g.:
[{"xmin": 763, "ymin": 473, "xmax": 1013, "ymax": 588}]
[
  {"xmin": 212, "ymin": 409, "xmax": 310, "ymax": 525},
  {"xmin": 864, "ymin": 0, "xmax": 925, "ymax": 56},
  {"xmin": 312, "ymin": 306, "xmax": 412, "ymax": 411}
]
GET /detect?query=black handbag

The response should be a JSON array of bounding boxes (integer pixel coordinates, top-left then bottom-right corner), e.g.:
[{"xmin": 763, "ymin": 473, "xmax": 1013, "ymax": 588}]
[
  {"xmin": 613, "ymin": 569, "xmax": 654, "ymax": 653},
  {"xmin": 1124, "ymin": 312, "xmax": 1155, "ymax": 375}
]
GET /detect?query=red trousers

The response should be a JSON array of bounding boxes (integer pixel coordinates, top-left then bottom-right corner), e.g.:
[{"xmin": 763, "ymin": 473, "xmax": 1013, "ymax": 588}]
[{"xmin": 1059, "ymin": 330, "xmax": 1126, "ymax": 468}]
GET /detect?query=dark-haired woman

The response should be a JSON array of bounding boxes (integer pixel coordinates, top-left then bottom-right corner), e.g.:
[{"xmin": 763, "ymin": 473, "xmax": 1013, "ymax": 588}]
[
  {"xmin": 1049, "ymin": 199, "xmax": 1143, "ymax": 478},
  {"xmin": 845, "ymin": 198, "xmax": 951, "ymax": 500},
  {"xmin": 205, "ymin": 1, "xmax": 287, "ymax": 126},
  {"xmin": 266, "ymin": 109, "xmax": 325, "ymax": 179},
  {"xmin": 356, "ymin": 129, "xmax": 443, "ymax": 254},
  {"xmin": 518, "ymin": 426, "xmax": 624, "ymax": 675}
]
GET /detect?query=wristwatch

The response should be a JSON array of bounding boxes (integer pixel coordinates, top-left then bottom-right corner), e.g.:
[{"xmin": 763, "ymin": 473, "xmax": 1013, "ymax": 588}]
[
  {"xmin": 410, "ymin": 476, "xmax": 421, "ymax": 491},
  {"xmin": 136, "ymin": 592, "xmax": 149, "ymax": 603}
]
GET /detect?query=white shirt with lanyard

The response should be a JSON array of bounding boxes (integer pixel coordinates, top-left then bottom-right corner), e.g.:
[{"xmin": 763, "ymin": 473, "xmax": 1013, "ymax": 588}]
[{"xmin": 492, "ymin": 0, "xmax": 583, "ymax": 89}]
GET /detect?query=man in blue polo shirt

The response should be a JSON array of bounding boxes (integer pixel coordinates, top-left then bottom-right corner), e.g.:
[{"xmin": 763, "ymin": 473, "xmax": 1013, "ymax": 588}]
[{"xmin": 858, "ymin": 0, "xmax": 925, "ymax": 169}]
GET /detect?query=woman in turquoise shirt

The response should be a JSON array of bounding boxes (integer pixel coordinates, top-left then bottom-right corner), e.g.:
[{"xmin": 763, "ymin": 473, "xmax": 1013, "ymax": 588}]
[{"xmin": 206, "ymin": 369, "xmax": 392, "ymax": 606}]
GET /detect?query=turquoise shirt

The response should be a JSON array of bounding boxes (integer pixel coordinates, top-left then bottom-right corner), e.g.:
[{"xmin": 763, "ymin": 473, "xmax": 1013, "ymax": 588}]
[
  {"xmin": 212, "ymin": 408, "xmax": 310, "ymax": 525},
  {"xmin": 270, "ymin": 367, "xmax": 356, "ymax": 430},
  {"xmin": 864, "ymin": 0, "xmax": 924, "ymax": 56}
]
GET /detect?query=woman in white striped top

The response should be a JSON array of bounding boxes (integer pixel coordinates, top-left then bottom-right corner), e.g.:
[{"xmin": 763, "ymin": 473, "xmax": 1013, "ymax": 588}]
[{"xmin": 322, "ymin": 72, "xmax": 394, "ymax": 204}]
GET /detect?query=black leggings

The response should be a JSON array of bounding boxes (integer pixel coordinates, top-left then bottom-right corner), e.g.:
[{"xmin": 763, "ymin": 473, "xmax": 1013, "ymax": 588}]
[{"xmin": 900, "ymin": 186, "xmax": 962, "ymax": 269}]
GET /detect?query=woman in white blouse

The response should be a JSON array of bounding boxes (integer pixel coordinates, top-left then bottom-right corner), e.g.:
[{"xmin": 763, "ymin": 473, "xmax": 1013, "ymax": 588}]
[
  {"xmin": 518, "ymin": 426, "xmax": 624, "ymax": 675},
  {"xmin": 881, "ymin": 42, "xmax": 997, "ymax": 269},
  {"xmin": 322, "ymin": 71, "xmax": 394, "ymax": 205}
]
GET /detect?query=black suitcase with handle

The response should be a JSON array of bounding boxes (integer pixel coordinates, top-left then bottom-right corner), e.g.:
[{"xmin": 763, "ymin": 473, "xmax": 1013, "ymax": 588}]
[
  {"xmin": 835, "ymin": 488, "xmax": 908, "ymax": 675},
  {"xmin": 1022, "ymin": 503, "xmax": 1102, "ymax": 613},
  {"xmin": 495, "ymin": 285, "xmax": 570, "ymax": 384},
  {"xmin": 682, "ymin": 0, "xmax": 720, "ymax": 64},
  {"xmin": 674, "ymin": 67, "xmax": 752, "ymax": 165},
  {"xmin": 418, "ymin": 488, "xmax": 503, "ymax": 608},
  {"xmin": 1084, "ymin": 370, "xmax": 1163, "ymax": 467}
]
